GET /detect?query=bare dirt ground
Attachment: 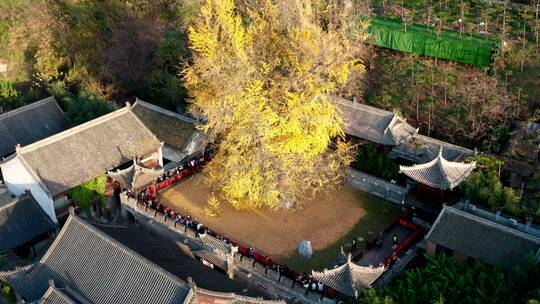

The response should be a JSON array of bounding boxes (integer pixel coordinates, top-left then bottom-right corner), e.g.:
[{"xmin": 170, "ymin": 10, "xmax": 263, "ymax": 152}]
[{"xmin": 159, "ymin": 174, "xmax": 377, "ymax": 259}]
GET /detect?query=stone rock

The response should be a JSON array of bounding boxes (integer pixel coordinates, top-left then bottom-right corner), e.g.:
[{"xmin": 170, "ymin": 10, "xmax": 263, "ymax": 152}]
[{"xmin": 298, "ymin": 240, "xmax": 313, "ymax": 258}]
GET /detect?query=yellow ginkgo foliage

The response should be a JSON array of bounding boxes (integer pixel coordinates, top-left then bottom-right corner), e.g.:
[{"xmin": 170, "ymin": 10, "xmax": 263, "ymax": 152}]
[{"xmin": 183, "ymin": 0, "xmax": 365, "ymax": 209}]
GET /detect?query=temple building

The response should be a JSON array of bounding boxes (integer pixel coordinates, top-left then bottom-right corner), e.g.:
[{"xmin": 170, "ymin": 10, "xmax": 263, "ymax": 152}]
[
  {"xmin": 0, "ymin": 97, "xmax": 69, "ymax": 159},
  {"xmin": 392, "ymin": 134, "xmax": 476, "ymax": 163},
  {"xmin": 96, "ymin": 218, "xmax": 259, "ymax": 296},
  {"xmin": 311, "ymin": 255, "xmax": 385, "ymax": 298},
  {"xmin": 399, "ymin": 148, "xmax": 476, "ymax": 214},
  {"xmin": 0, "ymin": 213, "xmax": 278, "ymax": 303},
  {"xmin": 0, "ymin": 214, "xmax": 190, "ymax": 303},
  {"xmin": 0, "ymin": 190, "xmax": 56, "ymax": 255},
  {"xmin": 400, "ymin": 148, "xmax": 476, "ymax": 191},
  {"xmin": 330, "ymin": 96, "xmax": 476, "ymax": 164},
  {"xmin": 131, "ymin": 98, "xmax": 206, "ymax": 168},
  {"xmin": 331, "ymin": 96, "xmax": 418, "ymax": 146},
  {"xmin": 426, "ymin": 205, "xmax": 540, "ymax": 268},
  {"xmin": 0, "ymin": 104, "xmax": 162, "ymax": 223},
  {"xmin": 107, "ymin": 159, "xmax": 164, "ymax": 194}
]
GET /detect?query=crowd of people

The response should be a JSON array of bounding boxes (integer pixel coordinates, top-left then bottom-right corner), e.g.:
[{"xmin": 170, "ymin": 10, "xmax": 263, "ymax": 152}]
[{"xmin": 129, "ymin": 155, "xmax": 329, "ymax": 297}]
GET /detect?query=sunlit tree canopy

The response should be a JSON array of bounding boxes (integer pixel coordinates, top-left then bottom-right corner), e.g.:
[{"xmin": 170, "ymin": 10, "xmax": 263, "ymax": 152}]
[{"xmin": 183, "ymin": 0, "xmax": 365, "ymax": 209}]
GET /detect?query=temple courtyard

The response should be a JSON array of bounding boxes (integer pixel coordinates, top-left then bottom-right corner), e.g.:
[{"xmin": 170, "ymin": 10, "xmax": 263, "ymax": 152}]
[{"xmin": 158, "ymin": 174, "xmax": 401, "ymax": 272}]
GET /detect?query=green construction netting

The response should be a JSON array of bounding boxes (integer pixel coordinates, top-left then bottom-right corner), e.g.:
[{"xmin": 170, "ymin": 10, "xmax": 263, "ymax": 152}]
[{"xmin": 362, "ymin": 16, "xmax": 498, "ymax": 67}]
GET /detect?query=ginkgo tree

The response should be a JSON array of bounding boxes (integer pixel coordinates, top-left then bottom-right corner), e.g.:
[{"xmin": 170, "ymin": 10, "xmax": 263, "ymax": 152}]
[{"xmin": 183, "ymin": 0, "xmax": 366, "ymax": 209}]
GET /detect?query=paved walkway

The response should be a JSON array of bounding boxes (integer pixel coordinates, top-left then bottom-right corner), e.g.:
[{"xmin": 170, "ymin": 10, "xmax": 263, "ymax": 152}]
[{"xmin": 357, "ymin": 225, "xmax": 411, "ymax": 266}]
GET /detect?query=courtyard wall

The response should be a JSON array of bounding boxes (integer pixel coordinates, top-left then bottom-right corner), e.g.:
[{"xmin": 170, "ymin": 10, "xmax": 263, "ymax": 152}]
[
  {"xmin": 120, "ymin": 194, "xmax": 334, "ymax": 304},
  {"xmin": 345, "ymin": 168, "xmax": 407, "ymax": 205}
]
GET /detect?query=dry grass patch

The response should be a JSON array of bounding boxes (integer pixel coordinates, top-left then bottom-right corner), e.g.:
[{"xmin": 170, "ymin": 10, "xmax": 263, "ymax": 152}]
[{"xmin": 159, "ymin": 173, "xmax": 399, "ymax": 266}]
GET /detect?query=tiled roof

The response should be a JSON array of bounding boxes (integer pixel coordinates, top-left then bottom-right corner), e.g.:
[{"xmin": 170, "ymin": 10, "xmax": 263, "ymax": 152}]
[
  {"xmin": 131, "ymin": 99, "xmax": 197, "ymax": 150},
  {"xmin": 0, "ymin": 191, "xmax": 56, "ymax": 252},
  {"xmin": 427, "ymin": 206, "xmax": 540, "ymax": 268},
  {"xmin": 400, "ymin": 148, "xmax": 476, "ymax": 190},
  {"xmin": 12, "ymin": 105, "xmax": 162, "ymax": 197},
  {"xmin": 95, "ymin": 223, "xmax": 262, "ymax": 297},
  {"xmin": 38, "ymin": 284, "xmax": 78, "ymax": 304},
  {"xmin": 311, "ymin": 256, "xmax": 385, "ymax": 298},
  {"xmin": 183, "ymin": 285, "xmax": 285, "ymax": 304},
  {"xmin": 331, "ymin": 97, "xmax": 418, "ymax": 145},
  {"xmin": 0, "ymin": 97, "xmax": 69, "ymax": 157},
  {"xmin": 393, "ymin": 134, "xmax": 476, "ymax": 162},
  {"xmin": 0, "ymin": 215, "xmax": 190, "ymax": 303},
  {"xmin": 108, "ymin": 160, "xmax": 163, "ymax": 190}
]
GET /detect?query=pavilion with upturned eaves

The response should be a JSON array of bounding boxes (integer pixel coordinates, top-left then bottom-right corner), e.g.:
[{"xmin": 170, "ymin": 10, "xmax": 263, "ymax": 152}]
[
  {"xmin": 108, "ymin": 159, "xmax": 164, "ymax": 195},
  {"xmin": 399, "ymin": 147, "xmax": 476, "ymax": 213},
  {"xmin": 311, "ymin": 254, "xmax": 385, "ymax": 298}
]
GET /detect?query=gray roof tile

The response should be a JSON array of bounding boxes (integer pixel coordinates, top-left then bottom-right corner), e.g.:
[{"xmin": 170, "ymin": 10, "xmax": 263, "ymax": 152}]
[
  {"xmin": 311, "ymin": 257, "xmax": 384, "ymax": 297},
  {"xmin": 0, "ymin": 97, "xmax": 69, "ymax": 157},
  {"xmin": 131, "ymin": 99, "xmax": 197, "ymax": 150},
  {"xmin": 427, "ymin": 206, "xmax": 540, "ymax": 268},
  {"xmin": 400, "ymin": 148, "xmax": 476, "ymax": 190},
  {"xmin": 0, "ymin": 191, "xmax": 56, "ymax": 252},
  {"xmin": 38, "ymin": 285, "xmax": 79, "ymax": 304},
  {"xmin": 95, "ymin": 223, "xmax": 261, "ymax": 297},
  {"xmin": 331, "ymin": 97, "xmax": 418, "ymax": 145},
  {"xmin": 393, "ymin": 134, "xmax": 476, "ymax": 163},
  {"xmin": 184, "ymin": 286, "xmax": 285, "ymax": 304},
  {"xmin": 14, "ymin": 106, "xmax": 161, "ymax": 196},
  {"xmin": 0, "ymin": 215, "xmax": 190, "ymax": 303}
]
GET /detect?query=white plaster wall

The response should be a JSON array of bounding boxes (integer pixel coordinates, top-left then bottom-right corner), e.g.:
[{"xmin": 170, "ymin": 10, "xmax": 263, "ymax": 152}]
[
  {"xmin": 53, "ymin": 195, "xmax": 69, "ymax": 210},
  {"xmin": 141, "ymin": 147, "xmax": 163, "ymax": 167},
  {"xmin": 158, "ymin": 146, "xmax": 163, "ymax": 167},
  {"xmin": 1, "ymin": 156, "xmax": 57, "ymax": 223}
]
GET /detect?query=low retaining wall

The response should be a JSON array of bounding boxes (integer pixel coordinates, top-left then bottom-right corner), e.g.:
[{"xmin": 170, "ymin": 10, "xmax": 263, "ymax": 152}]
[
  {"xmin": 455, "ymin": 201, "xmax": 540, "ymax": 238},
  {"xmin": 345, "ymin": 168, "xmax": 407, "ymax": 205}
]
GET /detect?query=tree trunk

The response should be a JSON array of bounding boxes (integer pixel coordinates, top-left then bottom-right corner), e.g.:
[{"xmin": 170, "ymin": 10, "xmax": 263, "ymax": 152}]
[
  {"xmin": 502, "ymin": 1, "xmax": 507, "ymax": 43},
  {"xmin": 534, "ymin": 1, "xmax": 540, "ymax": 51},
  {"xmin": 428, "ymin": 103, "xmax": 431, "ymax": 136}
]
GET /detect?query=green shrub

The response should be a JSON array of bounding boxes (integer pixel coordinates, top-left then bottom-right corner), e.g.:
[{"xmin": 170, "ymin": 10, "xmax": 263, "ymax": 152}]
[
  {"xmin": 482, "ymin": 125, "xmax": 511, "ymax": 154},
  {"xmin": 69, "ymin": 174, "xmax": 107, "ymax": 216},
  {"xmin": 0, "ymin": 80, "xmax": 19, "ymax": 109},
  {"xmin": 356, "ymin": 253, "xmax": 540, "ymax": 304},
  {"xmin": 352, "ymin": 142, "xmax": 400, "ymax": 181},
  {"xmin": 0, "ymin": 282, "xmax": 16, "ymax": 304},
  {"xmin": 136, "ymin": 30, "xmax": 189, "ymax": 111},
  {"xmin": 461, "ymin": 155, "xmax": 524, "ymax": 216},
  {"xmin": 48, "ymin": 81, "xmax": 111, "ymax": 125}
]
